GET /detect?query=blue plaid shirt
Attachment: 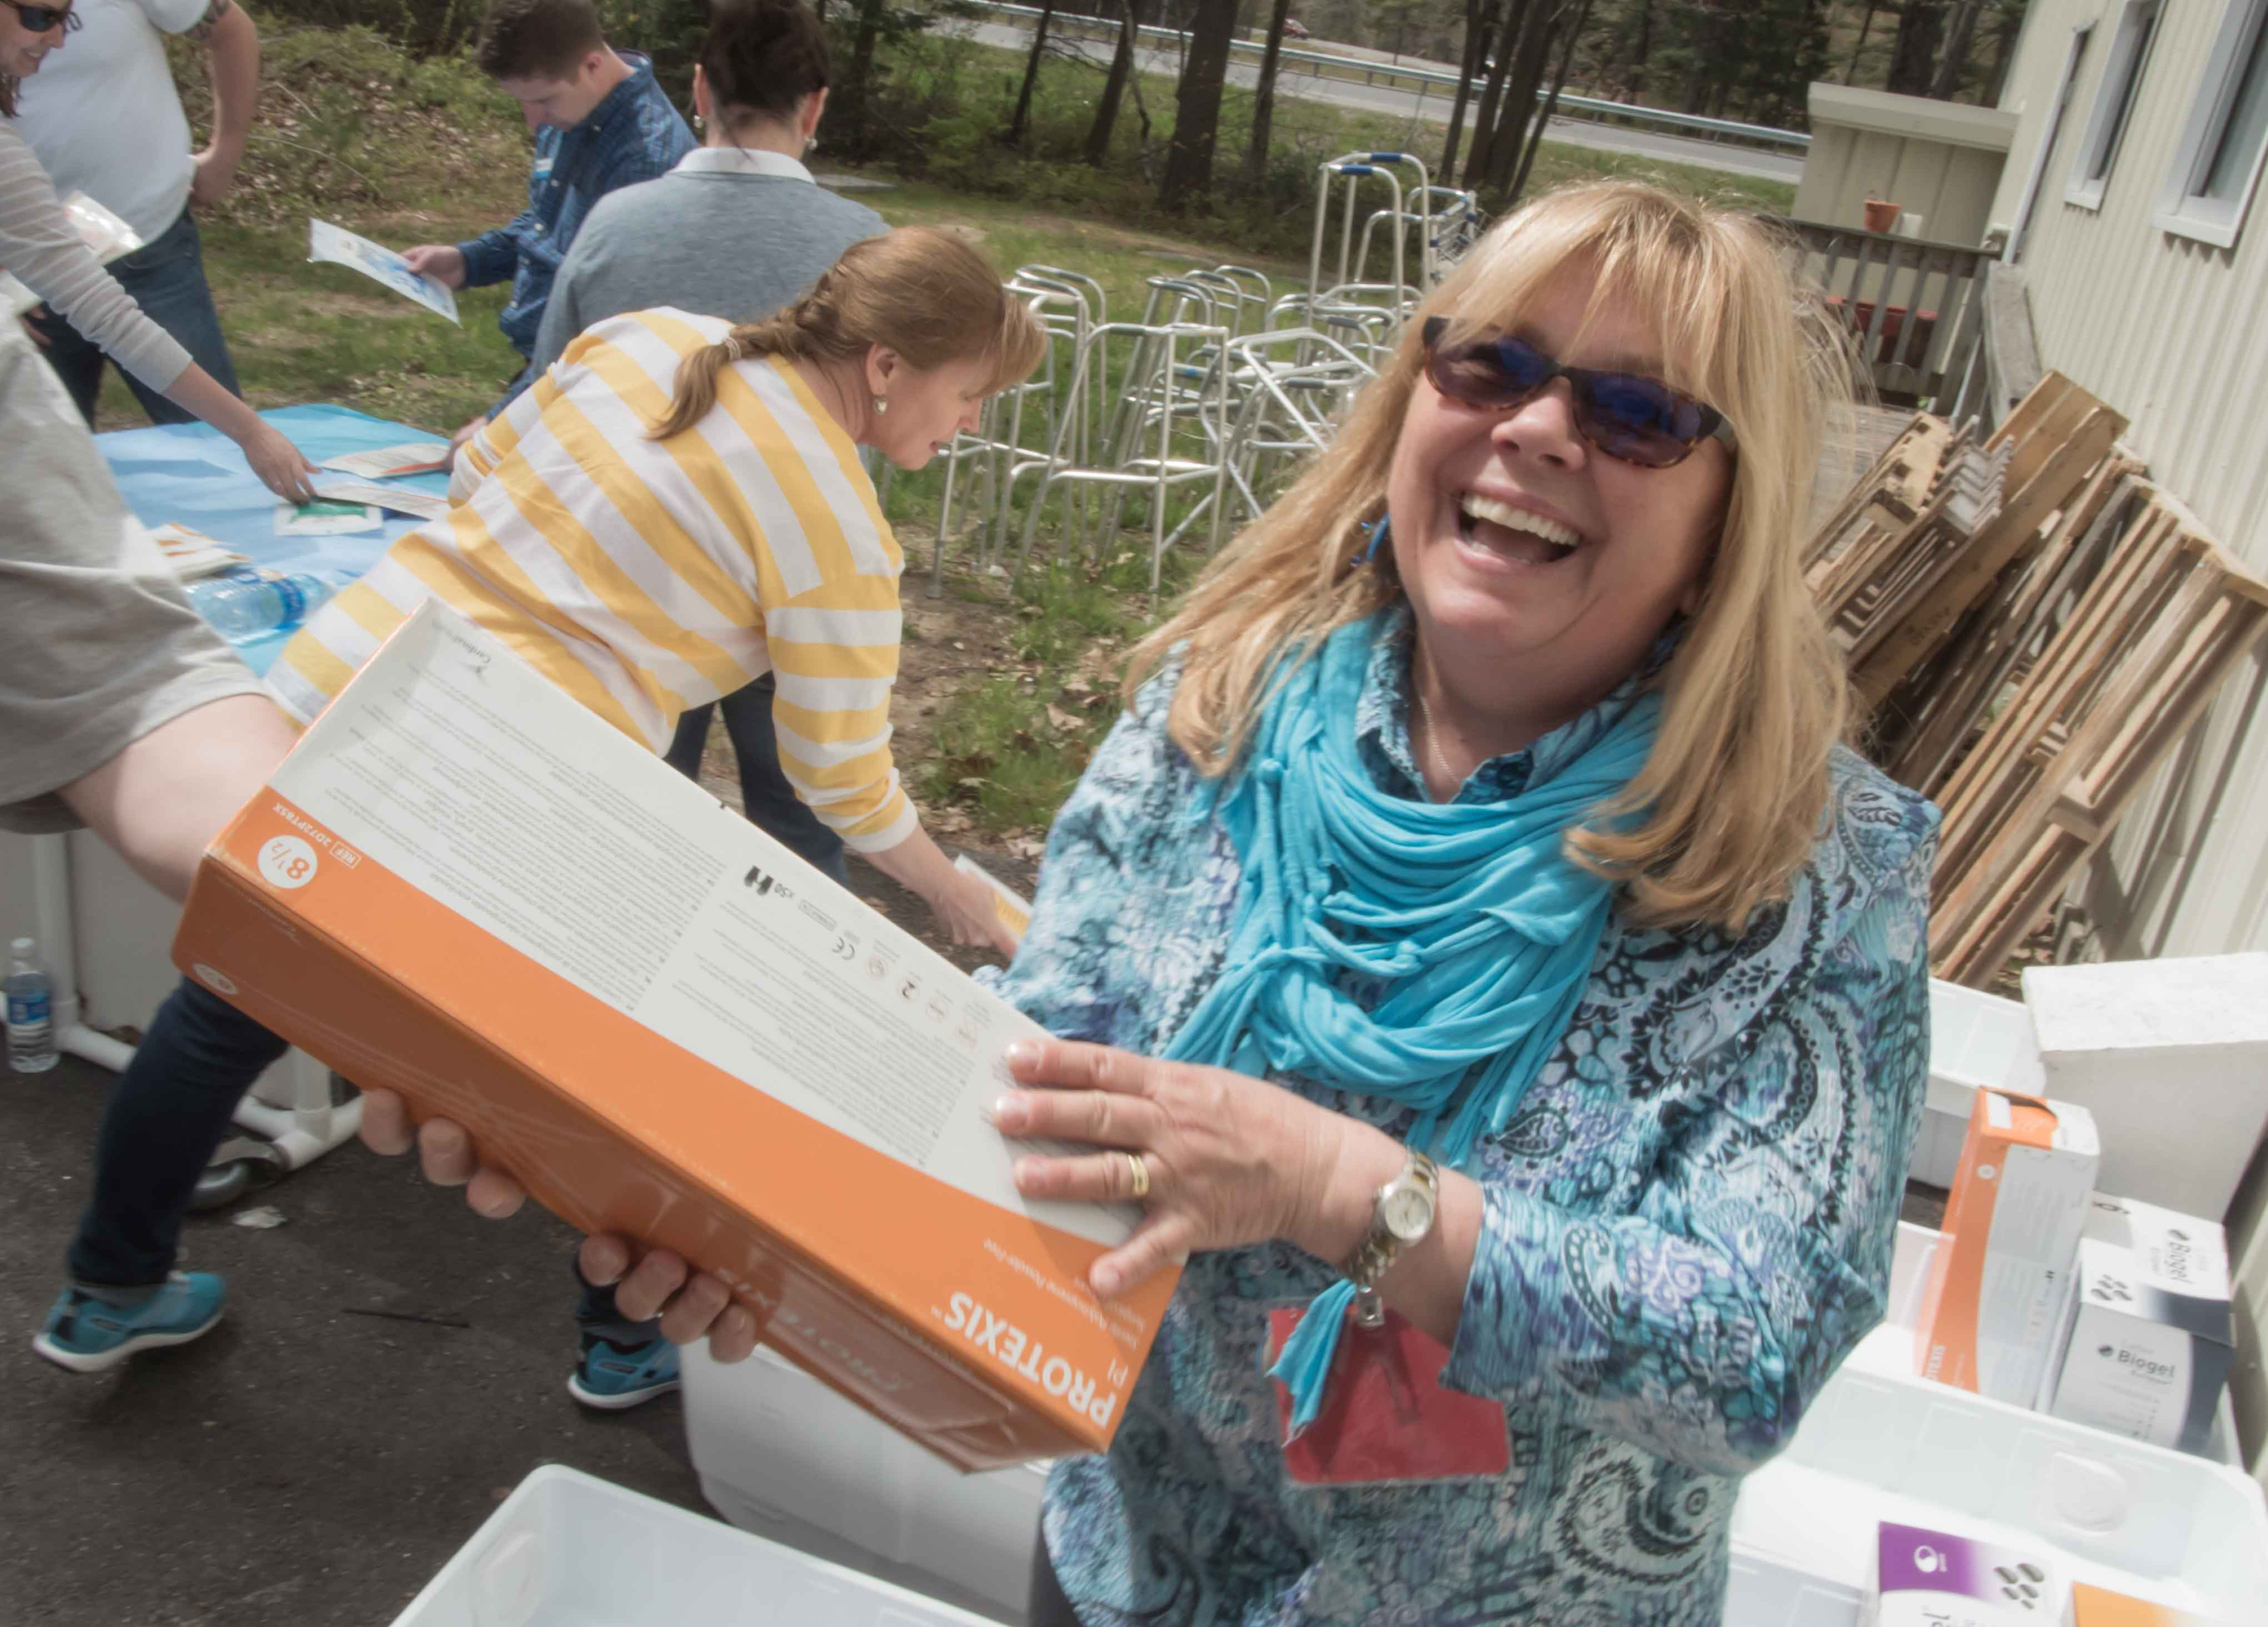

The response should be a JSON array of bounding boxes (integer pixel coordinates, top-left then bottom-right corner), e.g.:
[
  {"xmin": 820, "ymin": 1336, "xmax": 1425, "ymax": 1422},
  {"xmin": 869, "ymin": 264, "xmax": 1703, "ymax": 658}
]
[{"xmin": 457, "ymin": 52, "xmax": 692, "ymax": 410}]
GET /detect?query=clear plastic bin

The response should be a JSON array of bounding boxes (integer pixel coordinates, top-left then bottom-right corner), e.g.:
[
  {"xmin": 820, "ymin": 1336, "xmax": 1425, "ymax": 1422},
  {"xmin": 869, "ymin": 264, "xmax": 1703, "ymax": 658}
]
[{"xmin": 387, "ymin": 1463, "xmax": 1006, "ymax": 1626}]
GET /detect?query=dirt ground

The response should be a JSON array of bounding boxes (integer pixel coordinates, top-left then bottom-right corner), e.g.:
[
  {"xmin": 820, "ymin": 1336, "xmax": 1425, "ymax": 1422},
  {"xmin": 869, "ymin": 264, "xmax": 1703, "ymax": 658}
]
[{"xmin": 679, "ymin": 556, "xmax": 1045, "ymax": 969}]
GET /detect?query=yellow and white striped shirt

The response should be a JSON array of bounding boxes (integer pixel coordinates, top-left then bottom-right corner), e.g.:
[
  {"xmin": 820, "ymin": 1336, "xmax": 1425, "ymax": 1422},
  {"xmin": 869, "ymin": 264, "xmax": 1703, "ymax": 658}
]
[{"xmin": 272, "ymin": 309, "xmax": 914, "ymax": 852}]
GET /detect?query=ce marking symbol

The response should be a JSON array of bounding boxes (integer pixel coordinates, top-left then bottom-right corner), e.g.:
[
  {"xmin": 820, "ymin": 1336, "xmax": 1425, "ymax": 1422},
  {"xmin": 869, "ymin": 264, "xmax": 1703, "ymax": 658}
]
[{"xmin": 830, "ymin": 935, "xmax": 856, "ymax": 962}]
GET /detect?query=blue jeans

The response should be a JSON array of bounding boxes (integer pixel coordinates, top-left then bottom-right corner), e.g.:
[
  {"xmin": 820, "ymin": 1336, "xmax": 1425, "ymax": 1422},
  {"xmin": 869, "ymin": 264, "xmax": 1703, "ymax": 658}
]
[
  {"xmin": 66, "ymin": 978, "xmax": 287, "ymax": 1288},
  {"xmin": 29, "ymin": 207, "xmax": 241, "ymax": 427},
  {"xmin": 70, "ymin": 978, "xmax": 661, "ymax": 1348},
  {"xmin": 665, "ymin": 674, "xmax": 848, "ymax": 887}
]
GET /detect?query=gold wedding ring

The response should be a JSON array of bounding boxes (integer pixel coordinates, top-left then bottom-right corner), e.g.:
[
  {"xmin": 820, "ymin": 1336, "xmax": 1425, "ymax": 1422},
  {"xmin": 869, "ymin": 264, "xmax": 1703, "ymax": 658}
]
[{"xmin": 1124, "ymin": 1150, "xmax": 1152, "ymax": 1201}]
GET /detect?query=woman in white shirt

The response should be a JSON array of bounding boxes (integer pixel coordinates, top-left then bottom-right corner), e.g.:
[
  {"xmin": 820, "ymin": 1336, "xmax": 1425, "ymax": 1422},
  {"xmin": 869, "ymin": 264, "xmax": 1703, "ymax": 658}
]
[{"xmin": 0, "ymin": 0, "xmax": 310, "ymax": 494}]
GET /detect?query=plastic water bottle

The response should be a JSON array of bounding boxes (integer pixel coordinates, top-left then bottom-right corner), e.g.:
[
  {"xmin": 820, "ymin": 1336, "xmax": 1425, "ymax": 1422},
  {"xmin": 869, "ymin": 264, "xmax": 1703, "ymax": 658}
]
[
  {"xmin": 6, "ymin": 937, "xmax": 57, "ymax": 1074},
  {"xmin": 186, "ymin": 567, "xmax": 358, "ymax": 643}
]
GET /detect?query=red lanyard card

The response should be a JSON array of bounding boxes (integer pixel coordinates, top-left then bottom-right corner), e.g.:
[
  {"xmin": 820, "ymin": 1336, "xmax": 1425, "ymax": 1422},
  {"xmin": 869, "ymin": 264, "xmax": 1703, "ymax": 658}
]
[{"xmin": 1264, "ymin": 1302, "xmax": 1512, "ymax": 1486}]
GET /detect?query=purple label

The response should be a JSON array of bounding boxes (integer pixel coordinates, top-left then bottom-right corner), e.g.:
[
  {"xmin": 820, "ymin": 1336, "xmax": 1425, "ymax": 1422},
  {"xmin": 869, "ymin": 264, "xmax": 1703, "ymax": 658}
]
[
  {"xmin": 1880, "ymin": 1523, "xmax": 1989, "ymax": 1599},
  {"xmin": 1878, "ymin": 1523, "xmax": 2051, "ymax": 1614}
]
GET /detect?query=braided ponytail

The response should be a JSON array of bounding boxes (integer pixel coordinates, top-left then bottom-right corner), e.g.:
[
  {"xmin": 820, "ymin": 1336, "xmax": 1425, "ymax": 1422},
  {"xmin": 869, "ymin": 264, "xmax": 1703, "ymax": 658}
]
[{"xmin": 648, "ymin": 226, "xmax": 1045, "ymax": 441}]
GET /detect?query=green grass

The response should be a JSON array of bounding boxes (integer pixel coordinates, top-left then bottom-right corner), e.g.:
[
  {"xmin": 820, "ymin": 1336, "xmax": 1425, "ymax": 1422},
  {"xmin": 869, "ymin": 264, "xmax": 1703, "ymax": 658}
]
[{"xmin": 915, "ymin": 541, "xmax": 1207, "ymax": 833}]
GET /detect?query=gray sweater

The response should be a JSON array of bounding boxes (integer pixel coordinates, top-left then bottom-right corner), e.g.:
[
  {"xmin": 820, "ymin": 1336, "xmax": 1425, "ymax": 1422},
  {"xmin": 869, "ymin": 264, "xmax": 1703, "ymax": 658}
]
[
  {"xmin": 530, "ymin": 149, "xmax": 886, "ymax": 380},
  {"xmin": 0, "ymin": 120, "xmax": 189, "ymax": 392}
]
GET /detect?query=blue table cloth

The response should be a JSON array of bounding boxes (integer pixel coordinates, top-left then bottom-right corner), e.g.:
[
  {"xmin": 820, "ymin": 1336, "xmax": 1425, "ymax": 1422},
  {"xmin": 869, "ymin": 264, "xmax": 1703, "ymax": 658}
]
[{"xmin": 95, "ymin": 405, "xmax": 450, "ymax": 678}]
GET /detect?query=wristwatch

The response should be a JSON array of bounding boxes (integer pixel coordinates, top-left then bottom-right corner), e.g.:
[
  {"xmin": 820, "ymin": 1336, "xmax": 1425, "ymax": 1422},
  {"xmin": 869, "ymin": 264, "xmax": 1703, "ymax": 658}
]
[{"xmin": 1340, "ymin": 1149, "xmax": 1440, "ymax": 1328}]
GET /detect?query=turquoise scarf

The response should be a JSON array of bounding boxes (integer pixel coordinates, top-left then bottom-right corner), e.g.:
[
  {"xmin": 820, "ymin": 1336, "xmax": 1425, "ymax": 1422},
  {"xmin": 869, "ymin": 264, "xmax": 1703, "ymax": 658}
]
[{"xmin": 1159, "ymin": 612, "xmax": 1659, "ymax": 1430}]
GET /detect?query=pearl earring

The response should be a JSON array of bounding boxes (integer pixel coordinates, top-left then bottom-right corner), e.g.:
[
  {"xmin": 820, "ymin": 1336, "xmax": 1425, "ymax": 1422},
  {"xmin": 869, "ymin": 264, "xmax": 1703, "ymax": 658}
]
[
  {"xmin": 693, "ymin": 113, "xmax": 705, "ymax": 132},
  {"xmin": 872, "ymin": 397, "xmax": 888, "ymax": 416}
]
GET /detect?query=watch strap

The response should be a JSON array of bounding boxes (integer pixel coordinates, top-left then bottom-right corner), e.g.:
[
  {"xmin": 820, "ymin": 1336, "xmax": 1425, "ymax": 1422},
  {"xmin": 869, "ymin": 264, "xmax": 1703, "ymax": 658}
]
[{"xmin": 1340, "ymin": 1149, "xmax": 1440, "ymax": 1294}]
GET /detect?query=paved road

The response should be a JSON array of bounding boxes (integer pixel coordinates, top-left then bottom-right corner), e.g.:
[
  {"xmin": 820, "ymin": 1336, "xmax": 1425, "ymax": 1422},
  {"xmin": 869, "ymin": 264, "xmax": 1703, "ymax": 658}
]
[{"xmin": 958, "ymin": 21, "xmax": 1805, "ymax": 186}]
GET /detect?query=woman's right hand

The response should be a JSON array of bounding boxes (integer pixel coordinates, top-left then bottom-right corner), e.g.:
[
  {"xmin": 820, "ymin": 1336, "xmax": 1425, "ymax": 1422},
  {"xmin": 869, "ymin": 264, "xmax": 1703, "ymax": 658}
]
[
  {"xmin": 357, "ymin": 1087, "xmax": 761, "ymax": 1359},
  {"xmin": 238, "ymin": 420, "xmax": 318, "ymax": 502},
  {"xmin": 930, "ymin": 865, "xmax": 1021, "ymax": 958}
]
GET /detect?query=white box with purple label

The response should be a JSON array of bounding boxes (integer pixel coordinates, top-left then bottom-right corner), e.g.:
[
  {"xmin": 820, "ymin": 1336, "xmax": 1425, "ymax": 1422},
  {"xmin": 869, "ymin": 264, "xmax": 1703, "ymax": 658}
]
[{"xmin": 1868, "ymin": 1521, "xmax": 2056, "ymax": 1624}]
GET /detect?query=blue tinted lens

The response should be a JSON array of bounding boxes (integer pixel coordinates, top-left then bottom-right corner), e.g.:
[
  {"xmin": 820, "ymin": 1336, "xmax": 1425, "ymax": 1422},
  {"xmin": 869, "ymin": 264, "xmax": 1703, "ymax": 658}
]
[
  {"xmin": 1586, "ymin": 373, "xmax": 1685, "ymax": 436},
  {"xmin": 1482, "ymin": 336, "xmax": 1557, "ymax": 393}
]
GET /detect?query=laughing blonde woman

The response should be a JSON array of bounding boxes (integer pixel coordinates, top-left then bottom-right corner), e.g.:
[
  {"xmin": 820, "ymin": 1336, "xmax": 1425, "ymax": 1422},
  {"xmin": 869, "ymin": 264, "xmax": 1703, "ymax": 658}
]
[{"xmin": 369, "ymin": 182, "xmax": 1936, "ymax": 1625}]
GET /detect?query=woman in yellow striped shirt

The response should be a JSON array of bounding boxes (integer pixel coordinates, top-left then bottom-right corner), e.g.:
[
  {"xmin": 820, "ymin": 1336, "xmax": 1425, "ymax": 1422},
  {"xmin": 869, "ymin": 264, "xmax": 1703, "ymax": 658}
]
[{"xmin": 275, "ymin": 226, "xmax": 1042, "ymax": 956}]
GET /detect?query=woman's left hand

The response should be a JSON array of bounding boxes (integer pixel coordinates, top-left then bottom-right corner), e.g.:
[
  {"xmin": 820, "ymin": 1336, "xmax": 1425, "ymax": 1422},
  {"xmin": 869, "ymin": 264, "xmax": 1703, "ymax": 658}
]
[
  {"xmin": 994, "ymin": 1037, "xmax": 1384, "ymax": 1300},
  {"xmin": 240, "ymin": 420, "xmax": 318, "ymax": 502}
]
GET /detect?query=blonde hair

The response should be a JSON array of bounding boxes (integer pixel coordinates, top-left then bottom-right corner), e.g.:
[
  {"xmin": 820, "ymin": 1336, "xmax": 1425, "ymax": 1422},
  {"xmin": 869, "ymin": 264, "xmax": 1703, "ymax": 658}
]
[
  {"xmin": 650, "ymin": 226, "xmax": 1046, "ymax": 440},
  {"xmin": 1128, "ymin": 181, "xmax": 1853, "ymax": 933}
]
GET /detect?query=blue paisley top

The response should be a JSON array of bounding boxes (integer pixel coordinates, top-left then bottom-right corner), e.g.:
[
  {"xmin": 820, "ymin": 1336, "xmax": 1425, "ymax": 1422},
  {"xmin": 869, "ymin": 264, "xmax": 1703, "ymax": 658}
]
[{"xmin": 980, "ymin": 609, "xmax": 1939, "ymax": 1626}]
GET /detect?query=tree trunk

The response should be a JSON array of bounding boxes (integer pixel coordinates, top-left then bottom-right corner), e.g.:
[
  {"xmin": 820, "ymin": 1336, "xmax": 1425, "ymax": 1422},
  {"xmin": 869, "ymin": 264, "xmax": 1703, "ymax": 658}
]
[
  {"xmin": 1983, "ymin": 0, "xmax": 2022, "ymax": 103},
  {"xmin": 1242, "ymin": 0, "xmax": 1298, "ymax": 186},
  {"xmin": 1085, "ymin": 0, "xmax": 1141, "ymax": 165},
  {"xmin": 1484, "ymin": 0, "xmax": 1558, "ymax": 193},
  {"xmin": 1466, "ymin": 0, "xmax": 1531, "ymax": 187},
  {"xmin": 1930, "ymin": 0, "xmax": 1987, "ymax": 99},
  {"xmin": 1007, "ymin": 0, "xmax": 1059, "ymax": 148},
  {"xmin": 847, "ymin": 0, "xmax": 887, "ymax": 117},
  {"xmin": 1159, "ymin": 0, "xmax": 1239, "ymax": 210},
  {"xmin": 1440, "ymin": 0, "xmax": 1497, "ymax": 182},
  {"xmin": 1511, "ymin": 0, "xmax": 1593, "ymax": 203},
  {"xmin": 1886, "ymin": 0, "xmax": 1945, "ymax": 96},
  {"xmin": 1845, "ymin": 0, "xmax": 1878, "ymax": 82}
]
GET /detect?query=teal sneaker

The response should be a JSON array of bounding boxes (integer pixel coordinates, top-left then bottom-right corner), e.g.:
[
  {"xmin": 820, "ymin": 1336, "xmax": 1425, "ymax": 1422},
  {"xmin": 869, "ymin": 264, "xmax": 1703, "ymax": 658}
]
[
  {"xmin": 33, "ymin": 1272, "xmax": 227, "ymax": 1374},
  {"xmin": 567, "ymin": 1335, "xmax": 680, "ymax": 1411}
]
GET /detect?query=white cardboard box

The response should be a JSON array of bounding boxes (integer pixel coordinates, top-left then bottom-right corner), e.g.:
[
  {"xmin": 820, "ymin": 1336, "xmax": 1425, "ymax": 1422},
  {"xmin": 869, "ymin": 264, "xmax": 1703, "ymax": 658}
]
[
  {"xmin": 1916, "ymin": 1089, "xmax": 2101, "ymax": 1408},
  {"xmin": 2045, "ymin": 1197, "xmax": 2236, "ymax": 1456},
  {"xmin": 2010, "ymin": 956, "xmax": 2268, "ymax": 1220}
]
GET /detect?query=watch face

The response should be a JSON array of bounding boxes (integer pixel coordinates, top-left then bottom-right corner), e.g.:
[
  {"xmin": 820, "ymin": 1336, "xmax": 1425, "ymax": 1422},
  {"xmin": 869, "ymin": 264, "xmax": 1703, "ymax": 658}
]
[{"xmin": 1382, "ymin": 1182, "xmax": 1434, "ymax": 1242}]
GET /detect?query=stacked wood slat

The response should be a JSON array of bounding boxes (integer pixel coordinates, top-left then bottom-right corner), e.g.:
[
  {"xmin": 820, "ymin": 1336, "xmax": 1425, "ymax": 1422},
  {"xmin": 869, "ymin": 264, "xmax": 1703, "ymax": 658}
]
[
  {"xmin": 1804, "ymin": 373, "xmax": 2268, "ymax": 988},
  {"xmin": 1806, "ymin": 375, "xmax": 2129, "ymax": 711},
  {"xmin": 1927, "ymin": 492, "xmax": 2268, "ymax": 984},
  {"xmin": 1881, "ymin": 455, "xmax": 2146, "ymax": 790}
]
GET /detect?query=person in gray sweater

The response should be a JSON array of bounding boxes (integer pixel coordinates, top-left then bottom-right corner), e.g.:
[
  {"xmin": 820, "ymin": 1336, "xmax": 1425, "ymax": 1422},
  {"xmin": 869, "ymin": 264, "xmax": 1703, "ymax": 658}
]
[
  {"xmin": 517, "ymin": 0, "xmax": 890, "ymax": 1418},
  {"xmin": 526, "ymin": 0, "xmax": 885, "ymax": 923}
]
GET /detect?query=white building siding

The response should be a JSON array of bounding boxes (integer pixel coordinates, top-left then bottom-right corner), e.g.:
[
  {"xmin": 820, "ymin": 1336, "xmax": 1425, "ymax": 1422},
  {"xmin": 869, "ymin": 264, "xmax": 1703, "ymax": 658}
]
[{"xmin": 1984, "ymin": 0, "xmax": 2268, "ymax": 958}]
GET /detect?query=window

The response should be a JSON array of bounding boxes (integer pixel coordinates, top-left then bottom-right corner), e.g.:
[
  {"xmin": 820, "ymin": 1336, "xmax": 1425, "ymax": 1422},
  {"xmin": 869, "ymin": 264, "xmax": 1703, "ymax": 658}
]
[
  {"xmin": 2067, "ymin": 0, "xmax": 2161, "ymax": 210},
  {"xmin": 2159, "ymin": 0, "xmax": 2268, "ymax": 246}
]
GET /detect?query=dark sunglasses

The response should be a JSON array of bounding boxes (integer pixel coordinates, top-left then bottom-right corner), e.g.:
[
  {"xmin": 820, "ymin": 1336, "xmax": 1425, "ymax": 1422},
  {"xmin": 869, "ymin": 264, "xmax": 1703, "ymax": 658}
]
[
  {"xmin": 1420, "ymin": 316, "xmax": 1736, "ymax": 469},
  {"xmin": 7, "ymin": 0, "xmax": 81, "ymax": 31}
]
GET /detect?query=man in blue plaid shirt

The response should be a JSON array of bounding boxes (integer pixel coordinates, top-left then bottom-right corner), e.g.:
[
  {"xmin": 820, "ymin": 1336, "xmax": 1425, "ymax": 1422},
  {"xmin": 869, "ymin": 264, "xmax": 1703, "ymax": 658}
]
[{"xmin": 402, "ymin": 0, "xmax": 692, "ymax": 449}]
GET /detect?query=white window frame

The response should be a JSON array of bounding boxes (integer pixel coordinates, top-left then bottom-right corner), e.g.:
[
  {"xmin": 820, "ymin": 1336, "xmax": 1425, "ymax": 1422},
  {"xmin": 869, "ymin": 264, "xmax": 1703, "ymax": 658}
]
[
  {"xmin": 2067, "ymin": 0, "xmax": 2162, "ymax": 210},
  {"xmin": 2157, "ymin": 0, "xmax": 2268, "ymax": 246}
]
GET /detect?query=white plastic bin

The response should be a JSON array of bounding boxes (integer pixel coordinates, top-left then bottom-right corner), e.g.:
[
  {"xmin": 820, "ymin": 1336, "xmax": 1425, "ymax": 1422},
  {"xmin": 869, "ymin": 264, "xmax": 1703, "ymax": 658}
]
[
  {"xmin": 388, "ymin": 1464, "xmax": 1006, "ymax": 1627},
  {"xmin": 1915, "ymin": 978, "xmax": 2034, "ymax": 1186},
  {"xmin": 1724, "ymin": 1225, "xmax": 2268, "ymax": 1625},
  {"xmin": 682, "ymin": 1340, "xmax": 1048, "ymax": 1623}
]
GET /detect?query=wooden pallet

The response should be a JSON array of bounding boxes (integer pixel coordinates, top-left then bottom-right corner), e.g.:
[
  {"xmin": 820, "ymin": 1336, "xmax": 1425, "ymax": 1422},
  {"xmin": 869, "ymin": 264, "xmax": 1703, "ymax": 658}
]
[
  {"xmin": 1927, "ymin": 490, "xmax": 2268, "ymax": 986},
  {"xmin": 1877, "ymin": 454, "xmax": 2148, "ymax": 790},
  {"xmin": 1846, "ymin": 374, "xmax": 2126, "ymax": 709}
]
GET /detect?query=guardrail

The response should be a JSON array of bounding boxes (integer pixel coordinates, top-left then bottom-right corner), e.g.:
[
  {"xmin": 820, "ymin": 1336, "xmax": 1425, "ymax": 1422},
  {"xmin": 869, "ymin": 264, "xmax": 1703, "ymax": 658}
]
[{"xmin": 962, "ymin": 0, "xmax": 1810, "ymax": 153}]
